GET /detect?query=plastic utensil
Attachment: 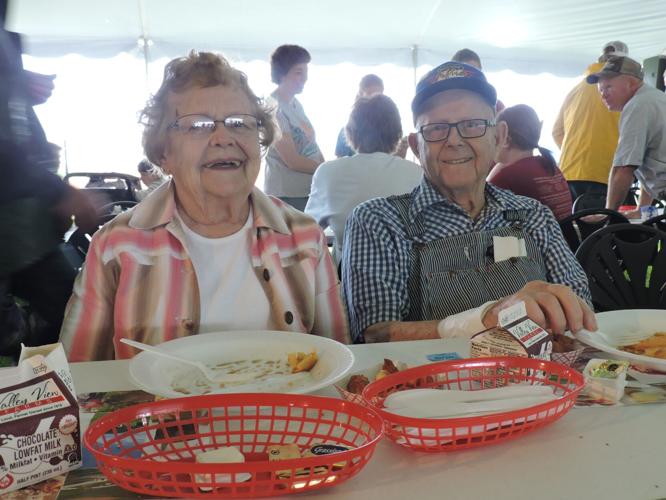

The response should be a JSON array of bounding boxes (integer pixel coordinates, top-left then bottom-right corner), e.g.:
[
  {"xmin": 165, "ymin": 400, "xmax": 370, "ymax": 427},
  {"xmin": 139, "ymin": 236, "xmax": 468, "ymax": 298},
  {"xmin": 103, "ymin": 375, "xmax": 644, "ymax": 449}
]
[
  {"xmin": 384, "ymin": 384, "xmax": 553, "ymax": 408},
  {"xmin": 120, "ymin": 338, "xmax": 265, "ymax": 385},
  {"xmin": 384, "ymin": 394, "xmax": 559, "ymax": 419},
  {"xmin": 383, "ymin": 385, "xmax": 557, "ymax": 418}
]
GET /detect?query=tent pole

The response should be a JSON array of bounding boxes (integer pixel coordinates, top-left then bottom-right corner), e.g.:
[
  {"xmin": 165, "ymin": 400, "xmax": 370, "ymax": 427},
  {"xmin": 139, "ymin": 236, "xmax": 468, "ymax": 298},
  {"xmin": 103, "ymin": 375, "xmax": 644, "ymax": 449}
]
[
  {"xmin": 411, "ymin": 44, "xmax": 419, "ymax": 88},
  {"xmin": 137, "ymin": 0, "xmax": 150, "ymax": 85}
]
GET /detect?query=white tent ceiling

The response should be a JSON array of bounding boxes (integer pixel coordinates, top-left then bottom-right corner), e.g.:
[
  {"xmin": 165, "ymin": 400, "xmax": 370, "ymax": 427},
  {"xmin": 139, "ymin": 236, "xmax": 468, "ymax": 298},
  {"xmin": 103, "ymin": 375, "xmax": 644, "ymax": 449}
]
[{"xmin": 7, "ymin": 0, "xmax": 666, "ymax": 76}]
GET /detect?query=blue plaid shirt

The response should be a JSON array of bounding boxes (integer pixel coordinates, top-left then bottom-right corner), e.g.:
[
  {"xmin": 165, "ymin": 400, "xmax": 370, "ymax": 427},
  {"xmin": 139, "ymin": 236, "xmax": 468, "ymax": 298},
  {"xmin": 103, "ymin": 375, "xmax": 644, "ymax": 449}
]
[{"xmin": 342, "ymin": 179, "xmax": 592, "ymax": 343}]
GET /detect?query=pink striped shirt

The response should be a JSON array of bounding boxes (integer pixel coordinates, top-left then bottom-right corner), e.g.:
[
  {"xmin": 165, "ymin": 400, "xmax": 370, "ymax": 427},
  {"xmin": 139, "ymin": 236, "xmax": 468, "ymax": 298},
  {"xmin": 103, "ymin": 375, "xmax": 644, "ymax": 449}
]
[{"xmin": 60, "ymin": 182, "xmax": 349, "ymax": 361}]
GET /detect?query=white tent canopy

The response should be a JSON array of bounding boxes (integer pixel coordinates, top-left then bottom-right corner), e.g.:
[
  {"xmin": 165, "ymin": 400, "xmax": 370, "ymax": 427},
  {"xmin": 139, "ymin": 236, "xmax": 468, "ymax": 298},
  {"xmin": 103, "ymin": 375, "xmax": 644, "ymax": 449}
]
[{"xmin": 7, "ymin": 0, "xmax": 666, "ymax": 77}]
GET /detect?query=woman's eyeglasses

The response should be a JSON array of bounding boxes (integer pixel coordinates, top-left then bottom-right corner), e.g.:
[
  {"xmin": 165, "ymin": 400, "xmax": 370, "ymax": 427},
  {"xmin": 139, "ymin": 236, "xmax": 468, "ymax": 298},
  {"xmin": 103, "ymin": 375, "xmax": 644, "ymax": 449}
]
[{"xmin": 168, "ymin": 114, "xmax": 261, "ymax": 137}]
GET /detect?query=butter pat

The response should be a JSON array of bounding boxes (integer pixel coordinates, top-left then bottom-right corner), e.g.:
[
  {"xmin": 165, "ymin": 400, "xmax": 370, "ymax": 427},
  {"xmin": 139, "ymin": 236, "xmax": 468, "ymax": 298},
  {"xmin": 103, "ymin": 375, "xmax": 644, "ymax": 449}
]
[
  {"xmin": 195, "ymin": 446, "xmax": 250, "ymax": 490},
  {"xmin": 583, "ymin": 359, "xmax": 629, "ymax": 404}
]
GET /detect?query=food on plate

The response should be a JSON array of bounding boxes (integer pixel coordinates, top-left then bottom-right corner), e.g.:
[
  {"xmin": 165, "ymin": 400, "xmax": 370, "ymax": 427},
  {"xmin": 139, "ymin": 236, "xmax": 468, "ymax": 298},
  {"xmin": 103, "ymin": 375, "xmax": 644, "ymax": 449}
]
[
  {"xmin": 620, "ymin": 332, "xmax": 666, "ymax": 359},
  {"xmin": 170, "ymin": 350, "xmax": 319, "ymax": 395},
  {"xmin": 195, "ymin": 446, "xmax": 250, "ymax": 489},
  {"xmin": 345, "ymin": 359, "xmax": 403, "ymax": 394},
  {"xmin": 287, "ymin": 351, "xmax": 319, "ymax": 373},
  {"xmin": 268, "ymin": 443, "xmax": 349, "ymax": 478}
]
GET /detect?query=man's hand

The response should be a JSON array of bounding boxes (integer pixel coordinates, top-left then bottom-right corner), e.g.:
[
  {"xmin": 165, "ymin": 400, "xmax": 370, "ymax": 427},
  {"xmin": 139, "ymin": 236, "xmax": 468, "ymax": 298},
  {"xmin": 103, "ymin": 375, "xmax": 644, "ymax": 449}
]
[
  {"xmin": 24, "ymin": 70, "xmax": 55, "ymax": 105},
  {"xmin": 52, "ymin": 186, "xmax": 102, "ymax": 234},
  {"xmin": 482, "ymin": 281, "xmax": 597, "ymax": 335}
]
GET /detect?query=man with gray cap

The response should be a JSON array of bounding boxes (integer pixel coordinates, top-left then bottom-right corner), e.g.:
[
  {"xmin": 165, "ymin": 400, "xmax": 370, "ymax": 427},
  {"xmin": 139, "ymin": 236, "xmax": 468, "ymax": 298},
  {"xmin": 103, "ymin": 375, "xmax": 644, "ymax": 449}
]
[
  {"xmin": 587, "ymin": 56, "xmax": 666, "ymax": 212},
  {"xmin": 552, "ymin": 41, "xmax": 627, "ymax": 202},
  {"xmin": 342, "ymin": 62, "xmax": 595, "ymax": 344}
]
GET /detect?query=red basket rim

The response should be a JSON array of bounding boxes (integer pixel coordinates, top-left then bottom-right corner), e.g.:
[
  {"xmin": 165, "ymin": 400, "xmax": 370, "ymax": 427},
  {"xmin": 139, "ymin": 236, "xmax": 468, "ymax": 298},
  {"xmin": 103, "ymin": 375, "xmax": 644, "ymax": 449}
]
[
  {"xmin": 361, "ymin": 356, "xmax": 585, "ymax": 423},
  {"xmin": 84, "ymin": 392, "xmax": 385, "ymax": 470}
]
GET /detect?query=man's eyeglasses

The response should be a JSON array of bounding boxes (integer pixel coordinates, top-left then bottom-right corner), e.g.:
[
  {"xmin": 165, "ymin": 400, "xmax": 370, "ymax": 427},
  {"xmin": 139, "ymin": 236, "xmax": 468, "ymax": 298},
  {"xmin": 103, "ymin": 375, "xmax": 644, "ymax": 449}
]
[
  {"xmin": 419, "ymin": 119, "xmax": 495, "ymax": 142},
  {"xmin": 168, "ymin": 114, "xmax": 261, "ymax": 137}
]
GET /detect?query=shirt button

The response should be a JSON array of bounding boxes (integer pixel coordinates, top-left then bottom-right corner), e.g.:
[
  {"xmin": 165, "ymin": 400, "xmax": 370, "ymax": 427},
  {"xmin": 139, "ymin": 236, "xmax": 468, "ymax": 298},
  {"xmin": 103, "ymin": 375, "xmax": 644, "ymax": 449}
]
[
  {"xmin": 263, "ymin": 269, "xmax": 270, "ymax": 281},
  {"xmin": 181, "ymin": 319, "xmax": 194, "ymax": 331},
  {"xmin": 284, "ymin": 311, "xmax": 293, "ymax": 324}
]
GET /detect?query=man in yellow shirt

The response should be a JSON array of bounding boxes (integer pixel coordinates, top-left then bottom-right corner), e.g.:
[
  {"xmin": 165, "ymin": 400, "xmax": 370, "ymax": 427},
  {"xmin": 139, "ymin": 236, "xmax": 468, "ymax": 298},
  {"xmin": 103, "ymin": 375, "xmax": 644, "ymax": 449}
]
[{"xmin": 552, "ymin": 41, "xmax": 625, "ymax": 203}]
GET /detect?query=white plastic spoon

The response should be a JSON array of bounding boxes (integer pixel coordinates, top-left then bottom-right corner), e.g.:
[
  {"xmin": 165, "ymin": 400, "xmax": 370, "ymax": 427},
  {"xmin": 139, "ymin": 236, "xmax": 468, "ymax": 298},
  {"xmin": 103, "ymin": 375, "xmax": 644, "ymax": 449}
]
[{"xmin": 120, "ymin": 338, "xmax": 265, "ymax": 385}]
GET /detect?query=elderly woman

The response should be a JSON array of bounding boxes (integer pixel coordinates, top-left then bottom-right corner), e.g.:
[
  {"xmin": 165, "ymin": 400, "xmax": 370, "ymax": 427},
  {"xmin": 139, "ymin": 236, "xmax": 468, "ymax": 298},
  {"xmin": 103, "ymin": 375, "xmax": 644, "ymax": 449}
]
[
  {"xmin": 60, "ymin": 51, "xmax": 349, "ymax": 361},
  {"xmin": 305, "ymin": 94, "xmax": 422, "ymax": 264},
  {"xmin": 264, "ymin": 45, "xmax": 324, "ymax": 211},
  {"xmin": 488, "ymin": 104, "xmax": 572, "ymax": 220}
]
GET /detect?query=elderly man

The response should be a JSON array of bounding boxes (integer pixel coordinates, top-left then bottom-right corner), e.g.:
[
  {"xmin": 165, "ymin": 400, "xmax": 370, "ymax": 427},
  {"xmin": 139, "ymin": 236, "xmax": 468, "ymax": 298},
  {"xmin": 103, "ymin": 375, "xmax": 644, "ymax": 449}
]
[
  {"xmin": 587, "ymin": 56, "xmax": 666, "ymax": 213},
  {"xmin": 342, "ymin": 62, "xmax": 596, "ymax": 343},
  {"xmin": 552, "ymin": 41, "xmax": 626, "ymax": 202}
]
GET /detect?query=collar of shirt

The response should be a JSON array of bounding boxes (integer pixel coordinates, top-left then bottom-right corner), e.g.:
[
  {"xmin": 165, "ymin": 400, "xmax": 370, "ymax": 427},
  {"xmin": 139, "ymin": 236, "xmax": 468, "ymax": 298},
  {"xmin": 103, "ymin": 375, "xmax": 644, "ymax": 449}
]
[
  {"xmin": 408, "ymin": 177, "xmax": 514, "ymax": 227},
  {"xmin": 128, "ymin": 180, "xmax": 290, "ymax": 235}
]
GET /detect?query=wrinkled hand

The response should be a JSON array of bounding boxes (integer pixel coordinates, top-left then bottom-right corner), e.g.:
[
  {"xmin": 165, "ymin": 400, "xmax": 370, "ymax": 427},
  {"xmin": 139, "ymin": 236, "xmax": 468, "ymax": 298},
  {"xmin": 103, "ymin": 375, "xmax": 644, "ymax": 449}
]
[{"xmin": 482, "ymin": 281, "xmax": 597, "ymax": 335}]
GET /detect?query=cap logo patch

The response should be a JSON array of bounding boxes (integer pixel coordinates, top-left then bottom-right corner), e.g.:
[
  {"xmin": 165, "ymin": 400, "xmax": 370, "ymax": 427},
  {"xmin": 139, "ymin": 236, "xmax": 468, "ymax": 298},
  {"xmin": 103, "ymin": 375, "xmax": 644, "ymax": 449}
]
[{"xmin": 433, "ymin": 65, "xmax": 474, "ymax": 83}]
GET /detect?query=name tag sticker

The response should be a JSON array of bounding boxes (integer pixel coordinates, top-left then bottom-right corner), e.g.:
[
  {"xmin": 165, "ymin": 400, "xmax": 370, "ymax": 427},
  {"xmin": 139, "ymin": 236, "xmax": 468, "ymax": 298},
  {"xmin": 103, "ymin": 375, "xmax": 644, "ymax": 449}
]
[{"xmin": 493, "ymin": 236, "xmax": 527, "ymax": 262}]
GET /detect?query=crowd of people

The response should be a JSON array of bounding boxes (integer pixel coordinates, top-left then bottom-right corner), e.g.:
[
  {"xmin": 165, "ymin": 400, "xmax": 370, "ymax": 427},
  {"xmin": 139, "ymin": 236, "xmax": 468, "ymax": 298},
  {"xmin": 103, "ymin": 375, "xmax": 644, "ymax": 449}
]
[{"xmin": 4, "ymin": 33, "xmax": 666, "ymax": 361}]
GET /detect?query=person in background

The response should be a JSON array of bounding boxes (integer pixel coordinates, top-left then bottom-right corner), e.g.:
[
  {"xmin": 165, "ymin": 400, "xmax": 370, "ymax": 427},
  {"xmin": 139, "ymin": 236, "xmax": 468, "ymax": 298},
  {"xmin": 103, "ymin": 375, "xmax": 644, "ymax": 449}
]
[
  {"xmin": 451, "ymin": 49, "xmax": 505, "ymax": 112},
  {"xmin": 488, "ymin": 104, "xmax": 572, "ymax": 220},
  {"xmin": 335, "ymin": 74, "xmax": 385, "ymax": 158},
  {"xmin": 136, "ymin": 159, "xmax": 167, "ymax": 200},
  {"xmin": 60, "ymin": 51, "xmax": 348, "ymax": 361},
  {"xmin": 343, "ymin": 61, "xmax": 594, "ymax": 344},
  {"xmin": 1, "ymin": 28, "xmax": 98, "ymax": 351},
  {"xmin": 451, "ymin": 48, "xmax": 482, "ymax": 69},
  {"xmin": 552, "ymin": 41, "xmax": 626, "ymax": 202},
  {"xmin": 264, "ymin": 45, "xmax": 324, "ymax": 211},
  {"xmin": 306, "ymin": 94, "xmax": 422, "ymax": 264},
  {"xmin": 587, "ymin": 56, "xmax": 666, "ymax": 214}
]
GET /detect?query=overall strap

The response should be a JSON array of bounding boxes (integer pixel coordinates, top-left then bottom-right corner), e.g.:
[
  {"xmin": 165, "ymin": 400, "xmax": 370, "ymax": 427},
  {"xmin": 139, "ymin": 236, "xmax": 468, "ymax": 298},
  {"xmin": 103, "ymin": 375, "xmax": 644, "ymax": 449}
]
[{"xmin": 387, "ymin": 194, "xmax": 426, "ymax": 320}]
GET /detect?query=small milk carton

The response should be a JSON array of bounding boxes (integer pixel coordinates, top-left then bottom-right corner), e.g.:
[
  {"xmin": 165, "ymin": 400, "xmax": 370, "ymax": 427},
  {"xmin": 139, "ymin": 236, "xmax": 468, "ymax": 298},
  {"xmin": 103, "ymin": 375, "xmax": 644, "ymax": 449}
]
[
  {"xmin": 0, "ymin": 343, "xmax": 81, "ymax": 494},
  {"xmin": 470, "ymin": 301, "xmax": 553, "ymax": 361}
]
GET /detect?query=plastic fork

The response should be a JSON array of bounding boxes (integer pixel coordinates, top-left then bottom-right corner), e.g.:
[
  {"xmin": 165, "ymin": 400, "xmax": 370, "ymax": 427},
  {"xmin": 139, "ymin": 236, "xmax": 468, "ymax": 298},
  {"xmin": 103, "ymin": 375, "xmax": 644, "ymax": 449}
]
[
  {"xmin": 120, "ymin": 338, "xmax": 267, "ymax": 385},
  {"xmin": 579, "ymin": 329, "xmax": 652, "ymax": 346}
]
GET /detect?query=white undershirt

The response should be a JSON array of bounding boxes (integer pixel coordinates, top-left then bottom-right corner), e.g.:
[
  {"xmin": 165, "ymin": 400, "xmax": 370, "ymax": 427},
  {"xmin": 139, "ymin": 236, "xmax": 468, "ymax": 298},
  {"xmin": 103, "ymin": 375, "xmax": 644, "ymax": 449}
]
[{"xmin": 176, "ymin": 207, "xmax": 272, "ymax": 333}]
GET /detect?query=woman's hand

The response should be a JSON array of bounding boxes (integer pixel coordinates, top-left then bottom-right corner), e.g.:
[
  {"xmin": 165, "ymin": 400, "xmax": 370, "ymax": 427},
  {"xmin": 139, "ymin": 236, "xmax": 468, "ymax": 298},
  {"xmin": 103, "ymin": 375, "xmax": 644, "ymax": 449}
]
[{"xmin": 482, "ymin": 280, "xmax": 597, "ymax": 335}]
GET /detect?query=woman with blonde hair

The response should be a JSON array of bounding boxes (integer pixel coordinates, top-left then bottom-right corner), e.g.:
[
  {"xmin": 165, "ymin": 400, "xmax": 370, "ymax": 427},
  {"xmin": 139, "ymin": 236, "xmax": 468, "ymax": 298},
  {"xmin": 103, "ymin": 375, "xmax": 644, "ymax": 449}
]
[{"xmin": 60, "ymin": 51, "xmax": 348, "ymax": 361}]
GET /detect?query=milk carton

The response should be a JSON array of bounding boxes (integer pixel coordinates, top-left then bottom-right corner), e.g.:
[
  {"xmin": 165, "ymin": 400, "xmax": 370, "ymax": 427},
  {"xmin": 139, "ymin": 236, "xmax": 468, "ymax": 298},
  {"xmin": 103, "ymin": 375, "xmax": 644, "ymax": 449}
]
[
  {"xmin": 470, "ymin": 301, "xmax": 553, "ymax": 361},
  {"xmin": 0, "ymin": 343, "xmax": 81, "ymax": 494}
]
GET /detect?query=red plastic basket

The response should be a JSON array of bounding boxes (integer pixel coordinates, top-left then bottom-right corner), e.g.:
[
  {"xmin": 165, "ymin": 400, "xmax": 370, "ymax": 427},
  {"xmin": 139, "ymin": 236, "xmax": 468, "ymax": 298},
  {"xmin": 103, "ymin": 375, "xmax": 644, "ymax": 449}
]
[
  {"xmin": 362, "ymin": 356, "xmax": 584, "ymax": 452},
  {"xmin": 84, "ymin": 393, "xmax": 383, "ymax": 498}
]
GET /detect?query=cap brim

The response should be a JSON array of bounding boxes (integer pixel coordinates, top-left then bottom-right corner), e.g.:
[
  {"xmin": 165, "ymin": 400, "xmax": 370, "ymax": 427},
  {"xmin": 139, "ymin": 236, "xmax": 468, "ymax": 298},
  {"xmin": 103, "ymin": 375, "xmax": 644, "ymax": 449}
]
[
  {"xmin": 586, "ymin": 70, "xmax": 617, "ymax": 84},
  {"xmin": 411, "ymin": 78, "xmax": 497, "ymax": 117}
]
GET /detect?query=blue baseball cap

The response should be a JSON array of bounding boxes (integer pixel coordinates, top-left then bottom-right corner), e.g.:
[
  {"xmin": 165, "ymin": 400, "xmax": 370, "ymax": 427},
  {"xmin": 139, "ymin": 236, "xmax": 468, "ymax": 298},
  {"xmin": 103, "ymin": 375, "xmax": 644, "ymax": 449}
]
[{"xmin": 411, "ymin": 61, "xmax": 497, "ymax": 120}]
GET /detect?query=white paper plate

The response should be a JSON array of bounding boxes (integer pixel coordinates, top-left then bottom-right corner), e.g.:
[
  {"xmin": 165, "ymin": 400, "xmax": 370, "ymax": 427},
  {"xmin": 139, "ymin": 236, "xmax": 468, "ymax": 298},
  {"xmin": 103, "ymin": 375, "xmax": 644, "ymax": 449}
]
[
  {"xmin": 575, "ymin": 310, "xmax": 666, "ymax": 372},
  {"xmin": 129, "ymin": 330, "xmax": 354, "ymax": 398}
]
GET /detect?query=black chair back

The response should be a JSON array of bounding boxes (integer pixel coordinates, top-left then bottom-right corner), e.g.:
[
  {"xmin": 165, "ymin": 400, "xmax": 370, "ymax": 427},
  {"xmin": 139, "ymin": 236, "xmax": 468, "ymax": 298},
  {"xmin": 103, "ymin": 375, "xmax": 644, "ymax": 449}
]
[
  {"xmin": 572, "ymin": 192, "xmax": 606, "ymax": 213},
  {"xmin": 642, "ymin": 212, "xmax": 666, "ymax": 233},
  {"xmin": 574, "ymin": 223, "xmax": 666, "ymax": 311},
  {"xmin": 558, "ymin": 208, "xmax": 629, "ymax": 253}
]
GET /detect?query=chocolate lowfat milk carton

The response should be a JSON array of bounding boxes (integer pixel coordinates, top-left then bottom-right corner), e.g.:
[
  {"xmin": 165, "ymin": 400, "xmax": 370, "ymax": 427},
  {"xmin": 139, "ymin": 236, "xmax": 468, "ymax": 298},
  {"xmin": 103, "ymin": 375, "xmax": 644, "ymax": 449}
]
[
  {"xmin": 0, "ymin": 343, "xmax": 81, "ymax": 494},
  {"xmin": 470, "ymin": 301, "xmax": 553, "ymax": 360}
]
